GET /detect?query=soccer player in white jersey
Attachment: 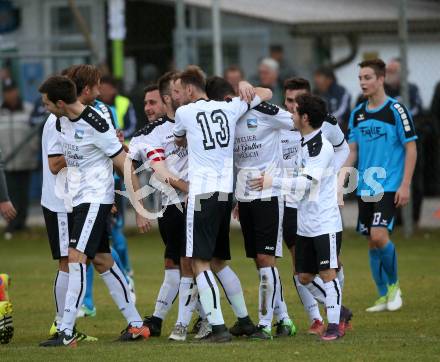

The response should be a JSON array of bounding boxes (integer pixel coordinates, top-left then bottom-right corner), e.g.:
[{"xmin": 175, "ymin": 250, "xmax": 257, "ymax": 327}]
[
  {"xmin": 281, "ymin": 77, "xmax": 352, "ymax": 335},
  {"xmin": 206, "ymin": 76, "xmax": 296, "ymax": 340},
  {"xmin": 252, "ymin": 94, "xmax": 346, "ymax": 341},
  {"xmin": 173, "ymin": 66, "xmax": 272, "ymax": 342},
  {"xmin": 38, "ymin": 76, "xmax": 150, "ymax": 347},
  {"xmin": 128, "ymin": 72, "xmax": 193, "ymax": 339},
  {"xmin": 41, "ymin": 109, "xmax": 99, "ymax": 343}
]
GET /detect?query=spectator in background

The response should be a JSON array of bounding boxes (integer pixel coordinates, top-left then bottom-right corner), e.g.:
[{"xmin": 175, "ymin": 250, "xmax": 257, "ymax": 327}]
[
  {"xmin": 143, "ymin": 84, "xmax": 166, "ymax": 123},
  {"xmin": 313, "ymin": 66, "xmax": 351, "ymax": 134},
  {"xmin": 0, "ymin": 147, "xmax": 16, "ymax": 222},
  {"xmin": 224, "ymin": 65, "xmax": 244, "ymax": 96},
  {"xmin": 384, "ymin": 58, "xmax": 424, "ymax": 224},
  {"xmin": 99, "ymin": 75, "xmax": 137, "ymax": 139},
  {"xmin": 385, "ymin": 58, "xmax": 423, "ymax": 118},
  {"xmin": 257, "ymin": 58, "xmax": 283, "ymax": 106},
  {"xmin": 269, "ymin": 44, "xmax": 295, "ymax": 84},
  {"xmin": 0, "ymin": 80, "xmax": 38, "ymax": 238}
]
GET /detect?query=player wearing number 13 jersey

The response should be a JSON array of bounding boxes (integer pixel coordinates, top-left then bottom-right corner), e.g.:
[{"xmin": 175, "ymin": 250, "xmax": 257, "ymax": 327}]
[
  {"xmin": 173, "ymin": 66, "xmax": 272, "ymax": 342},
  {"xmin": 206, "ymin": 76, "xmax": 297, "ymax": 340}
]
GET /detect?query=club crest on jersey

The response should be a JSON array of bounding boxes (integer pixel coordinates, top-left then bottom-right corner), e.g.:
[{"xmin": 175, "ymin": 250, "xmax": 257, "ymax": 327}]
[
  {"xmin": 357, "ymin": 113, "xmax": 365, "ymax": 121},
  {"xmin": 74, "ymin": 129, "xmax": 85, "ymax": 141},
  {"xmin": 247, "ymin": 118, "xmax": 258, "ymax": 131}
]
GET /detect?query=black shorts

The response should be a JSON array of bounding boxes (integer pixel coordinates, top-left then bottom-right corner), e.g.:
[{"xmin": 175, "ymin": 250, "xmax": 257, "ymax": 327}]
[
  {"xmin": 42, "ymin": 206, "xmax": 72, "ymax": 260},
  {"xmin": 357, "ymin": 192, "xmax": 396, "ymax": 236},
  {"xmin": 238, "ymin": 196, "xmax": 283, "ymax": 259},
  {"xmin": 282, "ymin": 204, "xmax": 297, "ymax": 249},
  {"xmin": 295, "ymin": 232, "xmax": 342, "ymax": 274},
  {"xmin": 69, "ymin": 203, "xmax": 112, "ymax": 259},
  {"xmin": 158, "ymin": 203, "xmax": 186, "ymax": 264},
  {"xmin": 185, "ymin": 192, "xmax": 232, "ymax": 261}
]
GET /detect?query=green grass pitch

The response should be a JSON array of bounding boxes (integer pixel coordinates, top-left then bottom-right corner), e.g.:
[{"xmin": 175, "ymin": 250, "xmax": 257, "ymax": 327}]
[{"xmin": 1, "ymin": 227, "xmax": 440, "ymax": 361}]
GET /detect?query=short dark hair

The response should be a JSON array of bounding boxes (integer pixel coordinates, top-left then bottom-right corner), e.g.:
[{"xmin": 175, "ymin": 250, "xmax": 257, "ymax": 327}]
[
  {"xmin": 295, "ymin": 94, "xmax": 327, "ymax": 129},
  {"xmin": 206, "ymin": 76, "xmax": 235, "ymax": 101},
  {"xmin": 39, "ymin": 76, "xmax": 77, "ymax": 104},
  {"xmin": 314, "ymin": 66, "xmax": 335, "ymax": 81},
  {"xmin": 158, "ymin": 71, "xmax": 178, "ymax": 100},
  {"xmin": 224, "ymin": 65, "xmax": 243, "ymax": 77},
  {"xmin": 143, "ymin": 83, "xmax": 159, "ymax": 96},
  {"xmin": 269, "ymin": 44, "xmax": 283, "ymax": 53},
  {"xmin": 61, "ymin": 64, "xmax": 101, "ymax": 96},
  {"xmin": 179, "ymin": 65, "xmax": 206, "ymax": 91},
  {"xmin": 283, "ymin": 77, "xmax": 311, "ymax": 93},
  {"xmin": 358, "ymin": 58, "xmax": 386, "ymax": 78},
  {"xmin": 100, "ymin": 75, "xmax": 118, "ymax": 88}
]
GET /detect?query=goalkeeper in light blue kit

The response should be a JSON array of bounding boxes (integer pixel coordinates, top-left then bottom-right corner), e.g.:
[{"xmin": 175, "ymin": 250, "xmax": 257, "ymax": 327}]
[{"xmin": 345, "ymin": 59, "xmax": 417, "ymax": 312}]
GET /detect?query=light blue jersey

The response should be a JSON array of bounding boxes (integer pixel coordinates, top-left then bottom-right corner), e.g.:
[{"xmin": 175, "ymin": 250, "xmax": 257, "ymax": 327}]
[{"xmin": 348, "ymin": 97, "xmax": 417, "ymax": 196}]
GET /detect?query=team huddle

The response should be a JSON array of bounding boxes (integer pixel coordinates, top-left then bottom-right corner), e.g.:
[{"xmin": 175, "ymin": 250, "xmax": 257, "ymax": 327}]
[{"xmin": 31, "ymin": 58, "xmax": 416, "ymax": 347}]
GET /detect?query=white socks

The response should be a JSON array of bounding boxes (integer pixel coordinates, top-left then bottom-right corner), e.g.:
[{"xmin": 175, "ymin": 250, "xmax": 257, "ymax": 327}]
[
  {"xmin": 101, "ymin": 263, "xmax": 142, "ymax": 328},
  {"xmin": 216, "ymin": 266, "xmax": 248, "ymax": 319},
  {"xmin": 176, "ymin": 277, "xmax": 197, "ymax": 326},
  {"xmin": 293, "ymin": 275, "xmax": 322, "ymax": 323},
  {"xmin": 273, "ymin": 268, "xmax": 290, "ymax": 322},
  {"xmin": 337, "ymin": 266, "xmax": 345, "ymax": 291},
  {"xmin": 324, "ymin": 279, "xmax": 342, "ymax": 324},
  {"xmin": 153, "ymin": 269, "xmax": 180, "ymax": 320},
  {"xmin": 196, "ymin": 271, "xmax": 225, "ymax": 326},
  {"xmin": 304, "ymin": 276, "xmax": 327, "ymax": 304},
  {"xmin": 60, "ymin": 263, "xmax": 86, "ymax": 335},
  {"xmin": 258, "ymin": 267, "xmax": 276, "ymax": 328},
  {"xmin": 54, "ymin": 270, "xmax": 69, "ymax": 325}
]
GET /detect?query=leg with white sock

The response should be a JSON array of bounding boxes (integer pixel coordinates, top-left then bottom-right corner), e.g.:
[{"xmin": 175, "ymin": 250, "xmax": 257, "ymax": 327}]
[
  {"xmin": 60, "ymin": 259, "xmax": 87, "ymax": 336},
  {"xmin": 153, "ymin": 268, "xmax": 180, "ymax": 321},
  {"xmin": 212, "ymin": 261, "xmax": 256, "ymax": 337},
  {"xmin": 192, "ymin": 258, "xmax": 230, "ymax": 342},
  {"xmin": 169, "ymin": 256, "xmax": 197, "ymax": 341},
  {"xmin": 320, "ymin": 267, "xmax": 343, "ymax": 341},
  {"xmin": 303, "ymin": 276, "xmax": 327, "ymax": 304},
  {"xmin": 213, "ymin": 263, "xmax": 249, "ymax": 319},
  {"xmin": 257, "ymin": 266, "xmax": 276, "ymax": 332},
  {"xmin": 293, "ymin": 274, "xmax": 322, "ymax": 323},
  {"xmin": 176, "ymin": 277, "xmax": 198, "ymax": 327},
  {"xmin": 96, "ymin": 259, "xmax": 142, "ymax": 327},
  {"xmin": 337, "ymin": 264, "xmax": 345, "ymax": 291},
  {"xmin": 53, "ymin": 258, "xmax": 69, "ymax": 329},
  {"xmin": 273, "ymin": 268, "xmax": 297, "ymax": 337}
]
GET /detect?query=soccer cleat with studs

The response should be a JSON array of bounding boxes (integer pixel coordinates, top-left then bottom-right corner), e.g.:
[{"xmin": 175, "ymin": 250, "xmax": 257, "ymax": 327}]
[
  {"xmin": 308, "ymin": 319, "xmax": 325, "ymax": 336},
  {"xmin": 169, "ymin": 323, "xmax": 188, "ymax": 341},
  {"xmin": 39, "ymin": 330, "xmax": 77, "ymax": 348},
  {"xmin": 142, "ymin": 315, "xmax": 162, "ymax": 337},
  {"xmin": 274, "ymin": 318, "xmax": 297, "ymax": 337},
  {"xmin": 0, "ymin": 301, "xmax": 13, "ymax": 344},
  {"xmin": 229, "ymin": 316, "xmax": 256, "ymax": 337},
  {"xmin": 250, "ymin": 325, "xmax": 273, "ymax": 340},
  {"xmin": 118, "ymin": 323, "xmax": 150, "ymax": 342},
  {"xmin": 194, "ymin": 319, "xmax": 212, "ymax": 340}
]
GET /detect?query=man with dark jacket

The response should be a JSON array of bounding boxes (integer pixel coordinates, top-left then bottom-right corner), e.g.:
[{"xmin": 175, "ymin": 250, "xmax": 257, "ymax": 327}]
[{"xmin": 0, "ymin": 80, "xmax": 38, "ymax": 237}]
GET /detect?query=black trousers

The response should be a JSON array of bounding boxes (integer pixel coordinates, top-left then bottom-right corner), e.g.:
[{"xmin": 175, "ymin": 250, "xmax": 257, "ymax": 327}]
[{"xmin": 5, "ymin": 170, "xmax": 31, "ymax": 232}]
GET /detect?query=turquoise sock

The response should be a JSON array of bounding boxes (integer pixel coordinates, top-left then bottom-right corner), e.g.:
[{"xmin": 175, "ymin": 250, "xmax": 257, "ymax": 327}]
[
  {"xmin": 83, "ymin": 264, "xmax": 95, "ymax": 310},
  {"xmin": 379, "ymin": 241, "xmax": 398, "ymax": 285},
  {"xmin": 369, "ymin": 248, "xmax": 388, "ymax": 297}
]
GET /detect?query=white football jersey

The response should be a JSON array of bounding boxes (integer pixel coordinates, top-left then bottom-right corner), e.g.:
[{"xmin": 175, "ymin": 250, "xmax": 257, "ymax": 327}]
[
  {"xmin": 128, "ymin": 115, "xmax": 188, "ymax": 205},
  {"xmin": 41, "ymin": 114, "xmax": 69, "ymax": 213},
  {"xmin": 280, "ymin": 114, "xmax": 346, "ymax": 208},
  {"xmin": 234, "ymin": 102, "xmax": 293, "ymax": 201},
  {"xmin": 174, "ymin": 96, "xmax": 260, "ymax": 196},
  {"xmin": 296, "ymin": 129, "xmax": 342, "ymax": 237},
  {"xmin": 57, "ymin": 105, "xmax": 123, "ymax": 207}
]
